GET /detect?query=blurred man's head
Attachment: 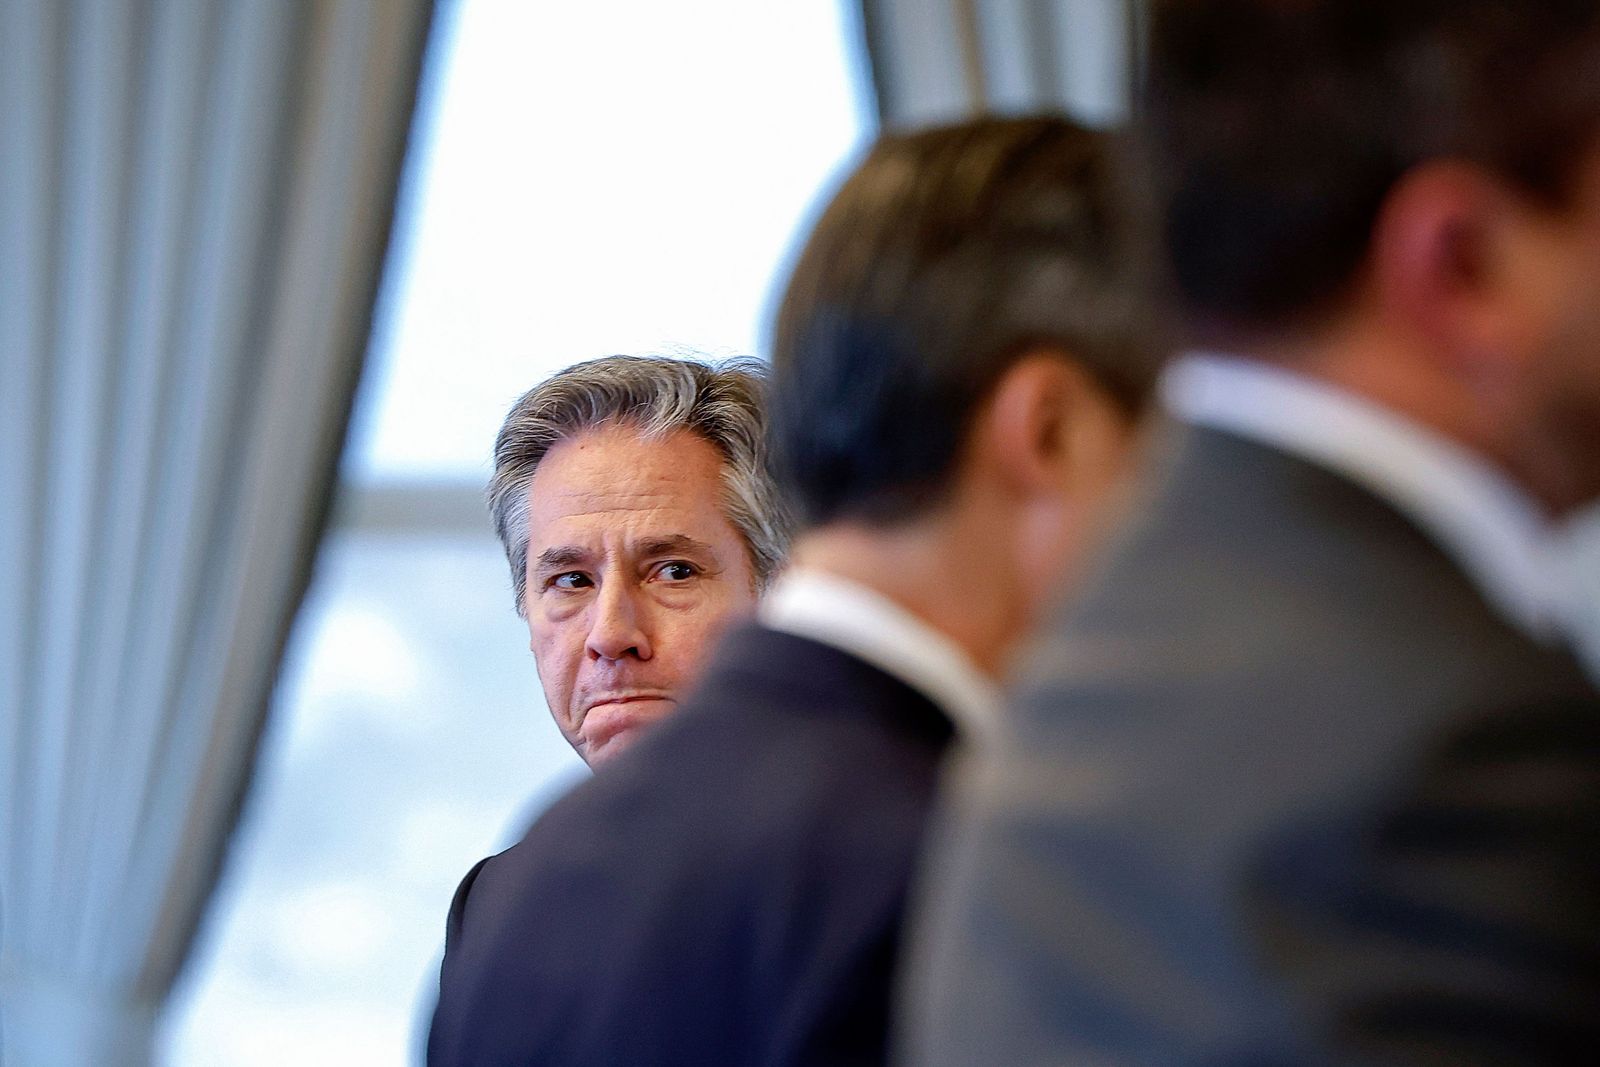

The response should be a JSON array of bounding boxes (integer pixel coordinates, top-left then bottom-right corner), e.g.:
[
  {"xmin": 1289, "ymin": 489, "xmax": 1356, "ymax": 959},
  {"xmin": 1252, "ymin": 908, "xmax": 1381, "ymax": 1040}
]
[
  {"xmin": 1148, "ymin": 0, "xmax": 1600, "ymax": 512},
  {"xmin": 488, "ymin": 356, "xmax": 789, "ymax": 765},
  {"xmin": 770, "ymin": 116, "xmax": 1162, "ymax": 673}
]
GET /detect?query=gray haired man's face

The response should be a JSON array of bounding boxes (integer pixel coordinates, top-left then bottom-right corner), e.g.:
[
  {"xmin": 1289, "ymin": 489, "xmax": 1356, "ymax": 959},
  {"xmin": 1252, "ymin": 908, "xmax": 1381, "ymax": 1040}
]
[{"xmin": 522, "ymin": 425, "xmax": 759, "ymax": 765}]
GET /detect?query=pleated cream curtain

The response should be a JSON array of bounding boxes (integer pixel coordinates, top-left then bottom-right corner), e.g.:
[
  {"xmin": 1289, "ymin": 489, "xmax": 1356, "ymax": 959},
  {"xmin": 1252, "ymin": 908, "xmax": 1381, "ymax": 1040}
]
[
  {"xmin": 859, "ymin": 0, "xmax": 1144, "ymax": 129},
  {"xmin": 0, "ymin": 0, "xmax": 435, "ymax": 1063}
]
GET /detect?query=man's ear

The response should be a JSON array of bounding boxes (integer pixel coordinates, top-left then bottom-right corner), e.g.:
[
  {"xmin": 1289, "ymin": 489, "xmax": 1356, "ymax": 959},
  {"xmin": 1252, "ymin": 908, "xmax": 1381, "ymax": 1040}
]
[
  {"xmin": 1370, "ymin": 161, "xmax": 1549, "ymax": 382},
  {"xmin": 977, "ymin": 351, "xmax": 1124, "ymax": 498}
]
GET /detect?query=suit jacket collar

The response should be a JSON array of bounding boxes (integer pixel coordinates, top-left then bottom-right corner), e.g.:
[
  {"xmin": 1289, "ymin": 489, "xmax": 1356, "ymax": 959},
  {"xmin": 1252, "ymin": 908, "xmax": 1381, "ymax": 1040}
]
[
  {"xmin": 698, "ymin": 623, "xmax": 958, "ymax": 751},
  {"xmin": 1162, "ymin": 352, "xmax": 1567, "ymax": 644},
  {"xmin": 759, "ymin": 568, "xmax": 1000, "ymax": 743}
]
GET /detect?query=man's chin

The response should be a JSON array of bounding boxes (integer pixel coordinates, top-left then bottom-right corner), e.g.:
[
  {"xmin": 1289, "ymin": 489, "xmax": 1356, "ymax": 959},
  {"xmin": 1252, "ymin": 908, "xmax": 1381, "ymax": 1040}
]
[{"xmin": 580, "ymin": 697, "xmax": 676, "ymax": 765}]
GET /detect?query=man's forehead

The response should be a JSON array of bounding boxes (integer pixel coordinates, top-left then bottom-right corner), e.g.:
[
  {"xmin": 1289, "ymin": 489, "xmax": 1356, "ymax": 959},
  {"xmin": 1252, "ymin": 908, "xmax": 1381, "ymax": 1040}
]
[
  {"xmin": 526, "ymin": 483, "xmax": 726, "ymax": 539},
  {"xmin": 524, "ymin": 427, "xmax": 737, "ymax": 557},
  {"xmin": 531, "ymin": 477, "xmax": 699, "ymax": 517},
  {"xmin": 533, "ymin": 424, "xmax": 719, "ymax": 484},
  {"xmin": 530, "ymin": 425, "xmax": 723, "ymax": 502},
  {"xmin": 526, "ymin": 463, "xmax": 726, "ymax": 526}
]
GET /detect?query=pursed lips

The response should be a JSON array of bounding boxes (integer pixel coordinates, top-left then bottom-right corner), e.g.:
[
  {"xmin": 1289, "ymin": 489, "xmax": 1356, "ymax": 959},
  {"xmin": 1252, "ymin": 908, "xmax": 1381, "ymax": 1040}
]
[
  {"xmin": 578, "ymin": 691, "xmax": 674, "ymax": 722},
  {"xmin": 576, "ymin": 692, "xmax": 676, "ymax": 752}
]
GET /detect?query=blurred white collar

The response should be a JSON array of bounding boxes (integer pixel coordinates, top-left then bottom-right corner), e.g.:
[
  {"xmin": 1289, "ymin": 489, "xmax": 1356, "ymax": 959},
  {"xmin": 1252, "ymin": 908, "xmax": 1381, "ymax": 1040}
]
[
  {"xmin": 1162, "ymin": 352, "xmax": 1567, "ymax": 643},
  {"xmin": 760, "ymin": 567, "xmax": 1001, "ymax": 741}
]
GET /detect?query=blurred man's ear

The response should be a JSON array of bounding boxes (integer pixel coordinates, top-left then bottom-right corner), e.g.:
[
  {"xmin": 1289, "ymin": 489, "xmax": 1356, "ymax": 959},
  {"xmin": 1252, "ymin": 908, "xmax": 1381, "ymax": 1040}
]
[
  {"xmin": 978, "ymin": 352, "xmax": 1131, "ymax": 502},
  {"xmin": 967, "ymin": 350, "xmax": 1135, "ymax": 626},
  {"xmin": 1370, "ymin": 161, "xmax": 1563, "ymax": 388}
]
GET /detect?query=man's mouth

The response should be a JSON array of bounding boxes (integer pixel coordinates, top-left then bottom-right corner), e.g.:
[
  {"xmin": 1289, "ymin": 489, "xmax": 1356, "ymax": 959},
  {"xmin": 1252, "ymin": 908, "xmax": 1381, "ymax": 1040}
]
[
  {"xmin": 578, "ymin": 693, "xmax": 676, "ymax": 760},
  {"xmin": 583, "ymin": 692, "xmax": 673, "ymax": 713}
]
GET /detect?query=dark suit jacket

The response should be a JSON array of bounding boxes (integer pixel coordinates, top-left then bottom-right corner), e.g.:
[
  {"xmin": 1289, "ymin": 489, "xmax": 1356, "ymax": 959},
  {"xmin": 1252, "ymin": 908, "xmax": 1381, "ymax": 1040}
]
[
  {"xmin": 907, "ymin": 425, "xmax": 1600, "ymax": 1067},
  {"xmin": 429, "ymin": 624, "xmax": 956, "ymax": 1067}
]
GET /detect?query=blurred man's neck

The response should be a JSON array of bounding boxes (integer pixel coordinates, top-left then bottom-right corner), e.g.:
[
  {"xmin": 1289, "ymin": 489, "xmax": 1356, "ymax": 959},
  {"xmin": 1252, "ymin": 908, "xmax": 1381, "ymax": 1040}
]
[
  {"xmin": 1211, "ymin": 323, "xmax": 1575, "ymax": 514},
  {"xmin": 788, "ymin": 517, "xmax": 1027, "ymax": 680}
]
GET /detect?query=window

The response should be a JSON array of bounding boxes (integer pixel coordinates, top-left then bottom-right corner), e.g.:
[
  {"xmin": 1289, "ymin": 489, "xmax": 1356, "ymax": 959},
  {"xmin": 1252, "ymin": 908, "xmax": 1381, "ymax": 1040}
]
[{"xmin": 160, "ymin": 2, "xmax": 871, "ymax": 1062}]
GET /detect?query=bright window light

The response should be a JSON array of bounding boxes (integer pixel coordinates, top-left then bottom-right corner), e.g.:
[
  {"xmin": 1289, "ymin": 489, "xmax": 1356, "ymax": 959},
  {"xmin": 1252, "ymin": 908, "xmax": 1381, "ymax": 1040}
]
[
  {"xmin": 347, "ymin": 0, "xmax": 873, "ymax": 483},
  {"xmin": 161, "ymin": 2, "xmax": 871, "ymax": 1063}
]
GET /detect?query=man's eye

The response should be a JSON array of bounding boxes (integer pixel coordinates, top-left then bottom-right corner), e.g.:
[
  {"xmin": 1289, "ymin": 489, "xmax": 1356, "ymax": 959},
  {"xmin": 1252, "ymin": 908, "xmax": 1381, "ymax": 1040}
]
[
  {"xmin": 550, "ymin": 572, "xmax": 592, "ymax": 591},
  {"xmin": 654, "ymin": 561, "xmax": 699, "ymax": 582}
]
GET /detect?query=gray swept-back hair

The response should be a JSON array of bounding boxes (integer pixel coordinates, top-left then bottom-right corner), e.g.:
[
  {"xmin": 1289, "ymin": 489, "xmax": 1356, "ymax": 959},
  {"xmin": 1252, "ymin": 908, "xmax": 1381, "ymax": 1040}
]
[{"xmin": 488, "ymin": 355, "xmax": 790, "ymax": 616}]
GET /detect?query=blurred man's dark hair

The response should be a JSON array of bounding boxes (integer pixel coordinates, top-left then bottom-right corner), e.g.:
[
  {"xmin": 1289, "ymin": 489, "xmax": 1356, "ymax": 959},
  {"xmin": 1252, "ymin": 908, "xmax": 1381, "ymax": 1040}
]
[
  {"xmin": 1150, "ymin": 0, "xmax": 1600, "ymax": 335},
  {"xmin": 770, "ymin": 116, "xmax": 1161, "ymax": 528}
]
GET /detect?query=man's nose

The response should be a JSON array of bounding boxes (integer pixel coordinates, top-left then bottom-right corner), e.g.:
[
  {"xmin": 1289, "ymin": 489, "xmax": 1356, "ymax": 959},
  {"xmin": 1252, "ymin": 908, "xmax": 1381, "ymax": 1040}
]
[{"xmin": 585, "ymin": 581, "xmax": 653, "ymax": 661}]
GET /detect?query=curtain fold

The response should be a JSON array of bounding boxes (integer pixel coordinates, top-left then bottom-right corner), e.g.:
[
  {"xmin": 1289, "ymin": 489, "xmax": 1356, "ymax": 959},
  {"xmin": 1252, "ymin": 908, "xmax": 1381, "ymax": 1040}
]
[
  {"xmin": 859, "ymin": 0, "xmax": 1143, "ymax": 129},
  {"xmin": 0, "ymin": 1, "xmax": 437, "ymax": 1063}
]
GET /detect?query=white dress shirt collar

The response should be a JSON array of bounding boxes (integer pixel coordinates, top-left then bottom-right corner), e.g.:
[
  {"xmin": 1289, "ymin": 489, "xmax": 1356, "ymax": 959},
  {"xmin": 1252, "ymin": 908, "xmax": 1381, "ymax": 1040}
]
[
  {"xmin": 1161, "ymin": 352, "xmax": 1567, "ymax": 643},
  {"xmin": 759, "ymin": 567, "xmax": 1001, "ymax": 741}
]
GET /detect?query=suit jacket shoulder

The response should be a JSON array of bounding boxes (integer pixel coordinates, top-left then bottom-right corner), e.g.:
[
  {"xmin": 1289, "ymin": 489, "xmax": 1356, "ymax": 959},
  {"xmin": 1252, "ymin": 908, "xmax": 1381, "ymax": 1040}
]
[
  {"xmin": 910, "ymin": 425, "xmax": 1600, "ymax": 1067},
  {"xmin": 430, "ymin": 625, "xmax": 955, "ymax": 1067}
]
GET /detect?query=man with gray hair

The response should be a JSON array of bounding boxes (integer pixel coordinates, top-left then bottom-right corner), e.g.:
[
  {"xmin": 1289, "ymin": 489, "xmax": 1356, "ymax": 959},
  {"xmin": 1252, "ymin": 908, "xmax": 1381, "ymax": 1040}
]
[{"xmin": 485, "ymin": 354, "xmax": 788, "ymax": 767}]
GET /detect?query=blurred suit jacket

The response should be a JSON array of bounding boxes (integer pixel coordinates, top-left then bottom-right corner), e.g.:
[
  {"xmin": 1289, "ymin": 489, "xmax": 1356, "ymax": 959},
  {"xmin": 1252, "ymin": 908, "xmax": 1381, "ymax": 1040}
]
[
  {"xmin": 428, "ymin": 624, "xmax": 955, "ymax": 1067},
  {"xmin": 905, "ymin": 424, "xmax": 1600, "ymax": 1067}
]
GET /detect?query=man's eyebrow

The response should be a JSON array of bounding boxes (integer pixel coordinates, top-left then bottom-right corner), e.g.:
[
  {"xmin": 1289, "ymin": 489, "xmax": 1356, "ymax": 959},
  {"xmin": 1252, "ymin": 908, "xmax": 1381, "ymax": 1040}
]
[
  {"xmin": 637, "ymin": 534, "xmax": 718, "ymax": 559},
  {"xmin": 533, "ymin": 546, "xmax": 590, "ymax": 571}
]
